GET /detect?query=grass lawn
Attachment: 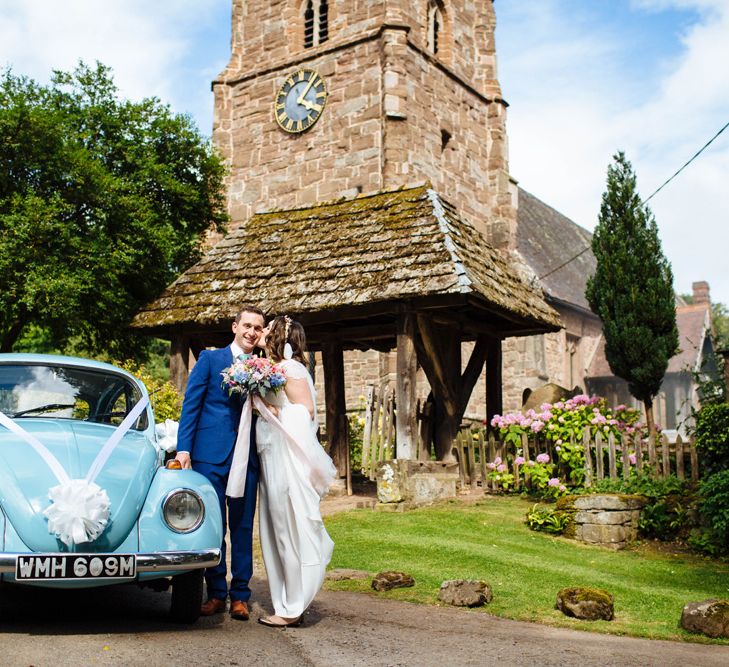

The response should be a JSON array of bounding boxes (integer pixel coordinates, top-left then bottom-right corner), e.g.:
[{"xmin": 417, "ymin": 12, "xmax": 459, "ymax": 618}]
[{"xmin": 323, "ymin": 495, "xmax": 729, "ymax": 643}]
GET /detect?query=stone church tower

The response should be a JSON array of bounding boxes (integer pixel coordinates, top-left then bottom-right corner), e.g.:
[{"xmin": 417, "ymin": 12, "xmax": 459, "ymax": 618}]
[{"xmin": 213, "ymin": 0, "xmax": 516, "ymax": 250}]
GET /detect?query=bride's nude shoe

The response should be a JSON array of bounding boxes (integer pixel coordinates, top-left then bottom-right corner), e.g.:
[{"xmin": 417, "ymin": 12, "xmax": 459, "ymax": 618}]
[{"xmin": 257, "ymin": 614, "xmax": 303, "ymax": 628}]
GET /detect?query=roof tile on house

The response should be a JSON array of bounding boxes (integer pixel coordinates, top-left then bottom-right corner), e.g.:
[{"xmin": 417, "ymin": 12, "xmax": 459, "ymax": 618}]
[
  {"xmin": 132, "ymin": 184, "xmax": 561, "ymax": 331},
  {"xmin": 587, "ymin": 303, "xmax": 710, "ymax": 378},
  {"xmin": 516, "ymin": 188, "xmax": 596, "ymax": 311}
]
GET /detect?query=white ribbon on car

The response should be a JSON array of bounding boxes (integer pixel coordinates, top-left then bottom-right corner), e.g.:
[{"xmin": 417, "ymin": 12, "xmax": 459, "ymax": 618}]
[
  {"xmin": 226, "ymin": 394, "xmax": 336, "ymax": 499},
  {"xmin": 0, "ymin": 395, "xmax": 149, "ymax": 546}
]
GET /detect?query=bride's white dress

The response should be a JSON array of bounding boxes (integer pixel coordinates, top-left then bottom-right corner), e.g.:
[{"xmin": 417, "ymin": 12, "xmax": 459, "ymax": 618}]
[{"xmin": 255, "ymin": 359, "xmax": 336, "ymax": 618}]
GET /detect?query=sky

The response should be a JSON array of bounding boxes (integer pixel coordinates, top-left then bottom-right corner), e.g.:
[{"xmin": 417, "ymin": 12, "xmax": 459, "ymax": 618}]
[{"xmin": 1, "ymin": 0, "xmax": 727, "ymax": 306}]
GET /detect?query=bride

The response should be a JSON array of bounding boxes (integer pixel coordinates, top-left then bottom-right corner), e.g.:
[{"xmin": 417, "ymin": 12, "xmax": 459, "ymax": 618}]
[{"xmin": 256, "ymin": 315, "xmax": 337, "ymax": 628}]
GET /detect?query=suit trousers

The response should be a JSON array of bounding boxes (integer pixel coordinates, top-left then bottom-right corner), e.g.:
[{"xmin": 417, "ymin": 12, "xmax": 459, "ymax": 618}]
[{"xmin": 193, "ymin": 457, "xmax": 259, "ymax": 602}]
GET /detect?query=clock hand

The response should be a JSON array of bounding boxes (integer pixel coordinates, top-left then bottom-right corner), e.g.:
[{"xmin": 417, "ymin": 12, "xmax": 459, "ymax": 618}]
[
  {"xmin": 299, "ymin": 99, "xmax": 322, "ymax": 112},
  {"xmin": 296, "ymin": 75, "xmax": 316, "ymax": 105}
]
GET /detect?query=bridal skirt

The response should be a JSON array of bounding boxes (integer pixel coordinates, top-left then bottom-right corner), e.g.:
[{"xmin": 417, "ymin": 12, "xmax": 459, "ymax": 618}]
[{"xmin": 256, "ymin": 416, "xmax": 334, "ymax": 618}]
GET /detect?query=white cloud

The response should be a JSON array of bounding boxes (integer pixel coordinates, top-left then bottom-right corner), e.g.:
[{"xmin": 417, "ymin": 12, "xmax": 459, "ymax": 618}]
[
  {"xmin": 0, "ymin": 0, "xmax": 226, "ymax": 128},
  {"xmin": 499, "ymin": 0, "xmax": 729, "ymax": 306}
]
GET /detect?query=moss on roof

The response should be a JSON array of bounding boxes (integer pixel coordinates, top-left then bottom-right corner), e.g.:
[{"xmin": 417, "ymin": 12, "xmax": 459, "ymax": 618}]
[{"xmin": 131, "ymin": 185, "xmax": 560, "ymax": 331}]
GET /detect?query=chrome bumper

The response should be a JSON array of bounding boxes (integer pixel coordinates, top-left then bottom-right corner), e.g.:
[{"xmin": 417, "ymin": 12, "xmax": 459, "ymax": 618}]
[{"xmin": 0, "ymin": 549, "xmax": 221, "ymax": 574}]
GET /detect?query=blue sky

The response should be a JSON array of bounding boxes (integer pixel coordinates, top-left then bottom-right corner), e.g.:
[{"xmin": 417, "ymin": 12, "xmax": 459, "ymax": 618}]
[{"xmin": 2, "ymin": 0, "xmax": 728, "ymax": 306}]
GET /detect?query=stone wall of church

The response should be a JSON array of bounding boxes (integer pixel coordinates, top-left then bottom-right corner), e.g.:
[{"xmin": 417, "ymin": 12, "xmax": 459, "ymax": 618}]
[
  {"xmin": 379, "ymin": 27, "xmax": 512, "ymax": 245},
  {"xmin": 213, "ymin": 37, "xmax": 385, "ymax": 226},
  {"xmin": 501, "ymin": 305, "xmax": 602, "ymax": 413}
]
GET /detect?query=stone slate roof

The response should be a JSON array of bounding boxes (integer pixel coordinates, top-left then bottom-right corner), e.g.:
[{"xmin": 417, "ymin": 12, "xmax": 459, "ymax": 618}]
[
  {"xmin": 132, "ymin": 185, "xmax": 560, "ymax": 332},
  {"xmin": 587, "ymin": 303, "xmax": 711, "ymax": 377},
  {"xmin": 516, "ymin": 188, "xmax": 596, "ymax": 311}
]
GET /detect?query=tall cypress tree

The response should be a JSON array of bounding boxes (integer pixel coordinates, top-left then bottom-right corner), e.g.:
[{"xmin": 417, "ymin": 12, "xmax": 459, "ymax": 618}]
[{"xmin": 586, "ymin": 152, "xmax": 679, "ymax": 437}]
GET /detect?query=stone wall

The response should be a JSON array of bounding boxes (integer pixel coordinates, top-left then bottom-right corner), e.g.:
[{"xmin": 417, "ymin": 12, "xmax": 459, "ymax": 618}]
[
  {"xmin": 560, "ymin": 494, "xmax": 647, "ymax": 550},
  {"xmin": 214, "ymin": 0, "xmax": 513, "ymax": 248},
  {"xmin": 502, "ymin": 304, "xmax": 602, "ymax": 412}
]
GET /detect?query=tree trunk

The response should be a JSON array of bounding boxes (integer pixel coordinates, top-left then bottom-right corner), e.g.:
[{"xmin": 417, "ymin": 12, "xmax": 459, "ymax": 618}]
[
  {"xmin": 644, "ymin": 398, "xmax": 657, "ymax": 439},
  {"xmin": 0, "ymin": 317, "xmax": 27, "ymax": 352}
]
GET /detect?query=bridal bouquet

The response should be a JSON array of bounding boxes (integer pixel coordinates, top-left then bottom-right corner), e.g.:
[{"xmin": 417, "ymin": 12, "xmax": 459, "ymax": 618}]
[{"xmin": 221, "ymin": 356, "xmax": 287, "ymax": 398}]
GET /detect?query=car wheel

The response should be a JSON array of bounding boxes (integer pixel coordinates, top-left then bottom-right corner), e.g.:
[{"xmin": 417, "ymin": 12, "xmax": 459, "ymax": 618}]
[{"xmin": 170, "ymin": 569, "xmax": 204, "ymax": 623}]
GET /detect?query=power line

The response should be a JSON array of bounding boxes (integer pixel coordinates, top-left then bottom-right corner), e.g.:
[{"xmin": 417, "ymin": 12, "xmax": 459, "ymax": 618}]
[
  {"xmin": 643, "ymin": 119, "xmax": 729, "ymax": 203},
  {"xmin": 536, "ymin": 119, "xmax": 729, "ymax": 281}
]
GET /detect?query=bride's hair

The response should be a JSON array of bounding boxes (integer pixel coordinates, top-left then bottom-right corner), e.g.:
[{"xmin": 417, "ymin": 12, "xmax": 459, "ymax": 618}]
[{"xmin": 267, "ymin": 315, "xmax": 307, "ymax": 365}]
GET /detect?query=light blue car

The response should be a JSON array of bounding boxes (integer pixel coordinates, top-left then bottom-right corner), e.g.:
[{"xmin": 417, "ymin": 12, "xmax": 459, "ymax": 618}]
[{"xmin": 0, "ymin": 354, "xmax": 223, "ymax": 623}]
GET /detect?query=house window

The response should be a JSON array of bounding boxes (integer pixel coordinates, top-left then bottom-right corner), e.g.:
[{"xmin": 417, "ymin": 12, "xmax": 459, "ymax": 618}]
[
  {"xmin": 427, "ymin": 1, "xmax": 443, "ymax": 55},
  {"xmin": 304, "ymin": 0, "xmax": 329, "ymax": 49}
]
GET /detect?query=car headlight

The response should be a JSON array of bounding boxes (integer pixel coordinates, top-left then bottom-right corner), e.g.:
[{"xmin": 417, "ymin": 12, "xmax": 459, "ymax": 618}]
[{"xmin": 162, "ymin": 489, "xmax": 204, "ymax": 533}]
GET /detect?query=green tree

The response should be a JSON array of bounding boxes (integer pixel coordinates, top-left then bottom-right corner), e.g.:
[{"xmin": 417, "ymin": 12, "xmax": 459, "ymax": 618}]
[
  {"xmin": 0, "ymin": 62, "xmax": 227, "ymax": 357},
  {"xmin": 586, "ymin": 152, "xmax": 678, "ymax": 438}
]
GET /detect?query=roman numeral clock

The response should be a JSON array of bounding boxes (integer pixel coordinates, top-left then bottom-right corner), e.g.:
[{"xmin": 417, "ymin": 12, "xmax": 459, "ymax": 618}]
[{"xmin": 274, "ymin": 69, "xmax": 327, "ymax": 133}]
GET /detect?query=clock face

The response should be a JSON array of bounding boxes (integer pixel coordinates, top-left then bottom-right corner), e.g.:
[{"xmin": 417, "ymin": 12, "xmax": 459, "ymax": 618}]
[{"xmin": 274, "ymin": 69, "xmax": 327, "ymax": 134}]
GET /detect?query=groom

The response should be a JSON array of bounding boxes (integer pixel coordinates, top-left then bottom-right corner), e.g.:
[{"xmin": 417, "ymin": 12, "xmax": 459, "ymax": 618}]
[{"xmin": 174, "ymin": 305, "xmax": 265, "ymax": 620}]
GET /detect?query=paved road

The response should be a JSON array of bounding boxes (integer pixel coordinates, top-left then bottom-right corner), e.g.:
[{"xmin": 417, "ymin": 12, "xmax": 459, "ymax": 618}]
[{"xmin": 2, "ymin": 576, "xmax": 729, "ymax": 667}]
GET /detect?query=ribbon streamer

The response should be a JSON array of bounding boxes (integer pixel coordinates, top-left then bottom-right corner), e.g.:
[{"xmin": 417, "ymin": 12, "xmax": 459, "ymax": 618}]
[
  {"xmin": 226, "ymin": 394, "xmax": 335, "ymax": 499},
  {"xmin": 0, "ymin": 394, "xmax": 150, "ymax": 545}
]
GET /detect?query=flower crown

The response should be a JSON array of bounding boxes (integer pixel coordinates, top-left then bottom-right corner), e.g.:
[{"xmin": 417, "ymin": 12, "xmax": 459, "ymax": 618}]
[{"xmin": 282, "ymin": 315, "xmax": 293, "ymax": 360}]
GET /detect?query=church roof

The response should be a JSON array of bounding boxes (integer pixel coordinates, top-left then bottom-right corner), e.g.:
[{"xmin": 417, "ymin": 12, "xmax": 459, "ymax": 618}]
[
  {"xmin": 131, "ymin": 184, "xmax": 560, "ymax": 334},
  {"xmin": 516, "ymin": 188, "xmax": 596, "ymax": 312}
]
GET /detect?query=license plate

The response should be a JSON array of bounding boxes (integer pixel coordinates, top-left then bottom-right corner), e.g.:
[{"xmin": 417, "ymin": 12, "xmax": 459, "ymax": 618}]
[{"xmin": 15, "ymin": 554, "xmax": 136, "ymax": 581}]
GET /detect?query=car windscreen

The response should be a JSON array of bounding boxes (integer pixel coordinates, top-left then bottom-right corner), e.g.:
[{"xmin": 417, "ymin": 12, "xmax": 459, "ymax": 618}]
[{"xmin": 0, "ymin": 364, "xmax": 148, "ymax": 430}]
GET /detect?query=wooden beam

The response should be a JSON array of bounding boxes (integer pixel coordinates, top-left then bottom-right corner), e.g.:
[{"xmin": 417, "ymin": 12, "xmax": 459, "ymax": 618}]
[
  {"xmin": 395, "ymin": 313, "xmax": 418, "ymax": 460},
  {"xmin": 322, "ymin": 339, "xmax": 347, "ymax": 478},
  {"xmin": 459, "ymin": 335, "xmax": 488, "ymax": 414},
  {"xmin": 415, "ymin": 313, "xmax": 459, "ymax": 410},
  {"xmin": 485, "ymin": 336, "xmax": 503, "ymax": 430},
  {"xmin": 170, "ymin": 334, "xmax": 191, "ymax": 393}
]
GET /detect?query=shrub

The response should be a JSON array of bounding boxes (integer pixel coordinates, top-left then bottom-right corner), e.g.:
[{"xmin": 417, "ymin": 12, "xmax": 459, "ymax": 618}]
[
  {"xmin": 118, "ymin": 360, "xmax": 183, "ymax": 422},
  {"xmin": 525, "ymin": 504, "xmax": 571, "ymax": 534},
  {"xmin": 489, "ymin": 395, "xmax": 644, "ymax": 487},
  {"xmin": 693, "ymin": 402, "xmax": 729, "ymax": 476},
  {"xmin": 348, "ymin": 411, "xmax": 365, "ymax": 472},
  {"xmin": 692, "ymin": 470, "xmax": 729, "ymax": 555}
]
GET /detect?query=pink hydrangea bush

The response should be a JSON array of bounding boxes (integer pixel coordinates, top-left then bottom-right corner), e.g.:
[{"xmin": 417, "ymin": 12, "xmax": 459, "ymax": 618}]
[{"xmin": 488, "ymin": 394, "xmax": 644, "ymax": 488}]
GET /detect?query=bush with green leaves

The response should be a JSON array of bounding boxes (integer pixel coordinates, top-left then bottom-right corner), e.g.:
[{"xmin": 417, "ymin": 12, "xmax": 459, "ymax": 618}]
[
  {"xmin": 691, "ymin": 470, "xmax": 729, "ymax": 556},
  {"xmin": 489, "ymin": 394, "xmax": 643, "ymax": 488},
  {"xmin": 118, "ymin": 360, "xmax": 182, "ymax": 422},
  {"xmin": 525, "ymin": 504, "xmax": 571, "ymax": 534},
  {"xmin": 693, "ymin": 402, "xmax": 729, "ymax": 476}
]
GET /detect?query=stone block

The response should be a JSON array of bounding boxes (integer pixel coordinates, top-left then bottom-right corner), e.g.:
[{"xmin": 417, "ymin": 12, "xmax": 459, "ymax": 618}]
[
  {"xmin": 372, "ymin": 571, "xmax": 415, "ymax": 592},
  {"xmin": 680, "ymin": 599, "xmax": 729, "ymax": 638},
  {"xmin": 556, "ymin": 587, "xmax": 614, "ymax": 621},
  {"xmin": 580, "ymin": 523, "xmax": 626, "ymax": 545},
  {"xmin": 438, "ymin": 580, "xmax": 493, "ymax": 607},
  {"xmin": 376, "ymin": 459, "xmax": 459, "ymax": 509},
  {"xmin": 573, "ymin": 494, "xmax": 646, "ymax": 511}
]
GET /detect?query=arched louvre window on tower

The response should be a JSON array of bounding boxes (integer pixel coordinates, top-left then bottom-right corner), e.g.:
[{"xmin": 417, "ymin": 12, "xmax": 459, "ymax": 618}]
[
  {"xmin": 428, "ymin": 0, "xmax": 442, "ymax": 54},
  {"xmin": 304, "ymin": 0, "xmax": 329, "ymax": 49}
]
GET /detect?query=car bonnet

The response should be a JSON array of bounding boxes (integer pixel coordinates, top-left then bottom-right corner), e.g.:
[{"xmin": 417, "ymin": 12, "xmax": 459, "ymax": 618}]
[{"xmin": 0, "ymin": 420, "xmax": 157, "ymax": 552}]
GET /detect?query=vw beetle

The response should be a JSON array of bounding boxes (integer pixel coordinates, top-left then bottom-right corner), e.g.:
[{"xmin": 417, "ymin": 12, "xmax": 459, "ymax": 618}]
[{"xmin": 0, "ymin": 354, "xmax": 222, "ymax": 622}]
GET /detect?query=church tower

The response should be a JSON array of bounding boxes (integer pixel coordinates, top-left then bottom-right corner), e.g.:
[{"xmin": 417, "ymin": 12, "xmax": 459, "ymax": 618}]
[{"xmin": 213, "ymin": 0, "xmax": 516, "ymax": 250}]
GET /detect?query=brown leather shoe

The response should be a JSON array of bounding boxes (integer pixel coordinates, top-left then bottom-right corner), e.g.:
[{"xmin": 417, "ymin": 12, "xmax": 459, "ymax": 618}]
[
  {"xmin": 230, "ymin": 599, "xmax": 250, "ymax": 621},
  {"xmin": 200, "ymin": 598, "xmax": 226, "ymax": 616}
]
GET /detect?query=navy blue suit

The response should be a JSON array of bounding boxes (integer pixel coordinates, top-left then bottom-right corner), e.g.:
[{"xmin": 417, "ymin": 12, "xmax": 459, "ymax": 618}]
[{"xmin": 177, "ymin": 346, "xmax": 259, "ymax": 602}]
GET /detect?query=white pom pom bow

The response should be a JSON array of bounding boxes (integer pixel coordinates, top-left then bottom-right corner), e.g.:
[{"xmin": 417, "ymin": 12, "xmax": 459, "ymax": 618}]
[
  {"xmin": 43, "ymin": 479, "xmax": 111, "ymax": 547},
  {"xmin": 155, "ymin": 419, "xmax": 179, "ymax": 453}
]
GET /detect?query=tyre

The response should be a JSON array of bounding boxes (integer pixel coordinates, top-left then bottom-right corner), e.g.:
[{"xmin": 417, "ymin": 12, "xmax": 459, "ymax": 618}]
[{"xmin": 169, "ymin": 569, "xmax": 203, "ymax": 623}]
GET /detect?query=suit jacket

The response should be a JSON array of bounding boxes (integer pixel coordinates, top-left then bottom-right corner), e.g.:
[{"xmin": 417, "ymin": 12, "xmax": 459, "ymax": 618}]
[{"xmin": 177, "ymin": 346, "xmax": 255, "ymax": 467}]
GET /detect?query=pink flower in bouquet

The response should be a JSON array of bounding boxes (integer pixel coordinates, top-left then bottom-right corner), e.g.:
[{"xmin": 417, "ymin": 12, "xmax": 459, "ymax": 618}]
[{"xmin": 221, "ymin": 356, "xmax": 287, "ymax": 398}]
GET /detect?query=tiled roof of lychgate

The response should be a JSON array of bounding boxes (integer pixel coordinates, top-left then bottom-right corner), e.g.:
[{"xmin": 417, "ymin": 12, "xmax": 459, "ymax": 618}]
[
  {"xmin": 517, "ymin": 188, "xmax": 596, "ymax": 311},
  {"xmin": 132, "ymin": 185, "xmax": 560, "ymax": 331}
]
